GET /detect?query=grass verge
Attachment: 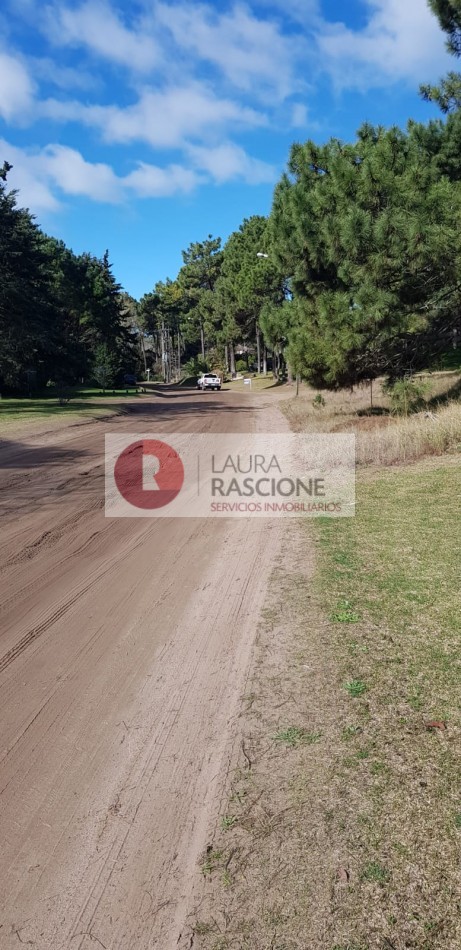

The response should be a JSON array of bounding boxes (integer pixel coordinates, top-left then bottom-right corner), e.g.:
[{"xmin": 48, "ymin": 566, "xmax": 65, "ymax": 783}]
[
  {"xmin": 0, "ymin": 390, "xmax": 138, "ymax": 432},
  {"xmin": 224, "ymin": 374, "xmax": 283, "ymax": 393},
  {"xmin": 312, "ymin": 459, "xmax": 461, "ymax": 949},
  {"xmin": 193, "ymin": 459, "xmax": 461, "ymax": 950}
]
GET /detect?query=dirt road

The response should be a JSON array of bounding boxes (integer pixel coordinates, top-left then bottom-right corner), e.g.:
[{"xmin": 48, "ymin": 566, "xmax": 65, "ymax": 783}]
[{"xmin": 0, "ymin": 389, "xmax": 287, "ymax": 950}]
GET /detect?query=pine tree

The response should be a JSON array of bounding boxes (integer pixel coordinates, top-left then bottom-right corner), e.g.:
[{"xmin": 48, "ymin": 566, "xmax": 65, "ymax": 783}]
[
  {"xmin": 0, "ymin": 168, "xmax": 57, "ymax": 390},
  {"xmin": 177, "ymin": 236, "xmax": 223, "ymax": 359},
  {"xmin": 270, "ymin": 124, "xmax": 461, "ymax": 387},
  {"xmin": 421, "ymin": 1, "xmax": 461, "ymax": 110},
  {"xmin": 214, "ymin": 216, "xmax": 285, "ymax": 373}
]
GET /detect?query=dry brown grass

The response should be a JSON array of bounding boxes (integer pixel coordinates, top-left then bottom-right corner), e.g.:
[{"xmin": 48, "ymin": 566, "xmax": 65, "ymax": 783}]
[
  {"xmin": 282, "ymin": 375, "xmax": 461, "ymax": 466},
  {"xmin": 355, "ymin": 402, "xmax": 461, "ymax": 465}
]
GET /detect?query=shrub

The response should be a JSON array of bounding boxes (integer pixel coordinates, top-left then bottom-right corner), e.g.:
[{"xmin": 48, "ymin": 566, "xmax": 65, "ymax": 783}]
[
  {"xmin": 312, "ymin": 392, "xmax": 326, "ymax": 409},
  {"xmin": 182, "ymin": 356, "xmax": 209, "ymax": 378},
  {"xmin": 384, "ymin": 377, "xmax": 428, "ymax": 415}
]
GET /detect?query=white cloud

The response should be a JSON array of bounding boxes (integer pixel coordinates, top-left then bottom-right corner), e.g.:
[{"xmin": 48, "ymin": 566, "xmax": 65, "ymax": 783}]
[
  {"xmin": 316, "ymin": 0, "xmax": 450, "ymax": 90},
  {"xmin": 0, "ymin": 138, "xmax": 269, "ymax": 215},
  {"xmin": 124, "ymin": 161, "xmax": 201, "ymax": 196},
  {"xmin": 0, "ymin": 139, "xmax": 61, "ymax": 212},
  {"xmin": 3, "ymin": 0, "xmax": 448, "ymax": 222},
  {"xmin": 187, "ymin": 142, "xmax": 276, "ymax": 184},
  {"xmin": 44, "ymin": 0, "xmax": 161, "ymax": 72},
  {"xmin": 41, "ymin": 83, "xmax": 267, "ymax": 148},
  {"xmin": 38, "ymin": 144, "xmax": 121, "ymax": 201},
  {"xmin": 0, "ymin": 52, "xmax": 35, "ymax": 121},
  {"xmin": 155, "ymin": 1, "xmax": 302, "ymax": 100}
]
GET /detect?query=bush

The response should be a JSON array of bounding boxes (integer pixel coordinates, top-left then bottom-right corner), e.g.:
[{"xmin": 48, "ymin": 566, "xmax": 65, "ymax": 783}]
[
  {"xmin": 46, "ymin": 378, "xmax": 72, "ymax": 405},
  {"xmin": 206, "ymin": 348, "xmax": 227, "ymax": 379},
  {"xmin": 312, "ymin": 392, "xmax": 326, "ymax": 409},
  {"xmin": 236, "ymin": 359, "xmax": 247, "ymax": 373},
  {"xmin": 93, "ymin": 344, "xmax": 118, "ymax": 392},
  {"xmin": 384, "ymin": 377, "xmax": 428, "ymax": 415},
  {"xmin": 182, "ymin": 356, "xmax": 209, "ymax": 378}
]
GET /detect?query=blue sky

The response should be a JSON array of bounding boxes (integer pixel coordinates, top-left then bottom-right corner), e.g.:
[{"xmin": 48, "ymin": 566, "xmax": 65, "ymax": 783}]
[{"xmin": 0, "ymin": 0, "xmax": 452, "ymax": 299}]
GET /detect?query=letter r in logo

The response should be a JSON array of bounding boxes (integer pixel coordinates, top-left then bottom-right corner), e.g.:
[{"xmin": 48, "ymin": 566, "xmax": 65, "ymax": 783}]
[
  {"xmin": 114, "ymin": 439, "xmax": 184, "ymax": 510},
  {"xmin": 142, "ymin": 453, "xmax": 160, "ymax": 490}
]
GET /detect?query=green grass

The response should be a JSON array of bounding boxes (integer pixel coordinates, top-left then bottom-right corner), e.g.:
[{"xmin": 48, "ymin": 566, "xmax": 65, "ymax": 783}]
[
  {"xmin": 331, "ymin": 600, "xmax": 361, "ymax": 623},
  {"xmin": 341, "ymin": 725, "xmax": 363, "ymax": 741},
  {"xmin": 225, "ymin": 374, "xmax": 283, "ymax": 393},
  {"xmin": 359, "ymin": 862, "xmax": 390, "ymax": 885},
  {"xmin": 344, "ymin": 680, "xmax": 368, "ymax": 698},
  {"xmin": 192, "ymin": 454, "xmax": 461, "ymax": 950},
  {"xmin": 201, "ymin": 850, "xmax": 224, "ymax": 876},
  {"xmin": 0, "ymin": 388, "xmax": 140, "ymax": 429},
  {"xmin": 273, "ymin": 726, "xmax": 322, "ymax": 747},
  {"xmin": 312, "ymin": 459, "xmax": 461, "ymax": 946}
]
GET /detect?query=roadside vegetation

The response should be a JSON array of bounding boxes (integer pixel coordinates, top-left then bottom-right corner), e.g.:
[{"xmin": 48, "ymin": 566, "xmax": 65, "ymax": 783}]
[
  {"xmin": 192, "ymin": 308, "xmax": 461, "ymax": 948},
  {"xmin": 1, "ymin": 0, "xmax": 460, "ymax": 945},
  {"xmin": 224, "ymin": 374, "xmax": 281, "ymax": 393},
  {"xmin": 283, "ymin": 372, "xmax": 461, "ymax": 466},
  {"xmin": 193, "ymin": 434, "xmax": 461, "ymax": 950},
  {"xmin": 0, "ymin": 387, "xmax": 140, "ymax": 432}
]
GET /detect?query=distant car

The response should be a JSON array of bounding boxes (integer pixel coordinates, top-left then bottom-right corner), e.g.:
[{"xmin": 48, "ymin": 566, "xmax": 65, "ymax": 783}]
[
  {"xmin": 197, "ymin": 372, "xmax": 221, "ymax": 391},
  {"xmin": 123, "ymin": 374, "xmax": 137, "ymax": 387}
]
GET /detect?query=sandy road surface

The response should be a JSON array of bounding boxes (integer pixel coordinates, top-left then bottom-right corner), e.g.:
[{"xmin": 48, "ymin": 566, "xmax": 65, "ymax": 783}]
[{"xmin": 0, "ymin": 389, "xmax": 287, "ymax": 950}]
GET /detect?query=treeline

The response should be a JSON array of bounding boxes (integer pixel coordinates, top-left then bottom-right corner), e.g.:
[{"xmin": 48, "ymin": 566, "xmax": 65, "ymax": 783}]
[
  {"xmin": 2, "ymin": 0, "xmax": 461, "ymax": 394},
  {"xmin": 137, "ymin": 218, "xmax": 287, "ymax": 382},
  {"xmin": 0, "ymin": 161, "xmax": 141, "ymax": 393}
]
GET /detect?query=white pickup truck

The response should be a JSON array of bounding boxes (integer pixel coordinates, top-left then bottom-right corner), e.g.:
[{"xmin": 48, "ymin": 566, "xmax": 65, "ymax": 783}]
[{"xmin": 196, "ymin": 372, "xmax": 222, "ymax": 391}]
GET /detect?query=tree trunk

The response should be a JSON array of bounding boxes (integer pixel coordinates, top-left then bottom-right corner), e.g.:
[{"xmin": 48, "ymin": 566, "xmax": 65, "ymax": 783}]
[
  {"xmin": 287, "ymin": 362, "xmax": 293, "ymax": 384},
  {"xmin": 200, "ymin": 322, "xmax": 205, "ymax": 361},
  {"xmin": 140, "ymin": 331, "xmax": 147, "ymax": 375},
  {"xmin": 272, "ymin": 349, "xmax": 277, "ymax": 379},
  {"xmin": 224, "ymin": 344, "xmax": 229, "ymax": 374},
  {"xmin": 161, "ymin": 321, "xmax": 167, "ymax": 383},
  {"xmin": 256, "ymin": 325, "xmax": 261, "ymax": 375},
  {"xmin": 263, "ymin": 346, "xmax": 267, "ymax": 375},
  {"xmin": 229, "ymin": 342, "xmax": 236, "ymax": 375}
]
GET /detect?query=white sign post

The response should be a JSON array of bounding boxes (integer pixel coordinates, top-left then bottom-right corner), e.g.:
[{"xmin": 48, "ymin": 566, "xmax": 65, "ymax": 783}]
[{"xmin": 244, "ymin": 378, "xmax": 252, "ymax": 389}]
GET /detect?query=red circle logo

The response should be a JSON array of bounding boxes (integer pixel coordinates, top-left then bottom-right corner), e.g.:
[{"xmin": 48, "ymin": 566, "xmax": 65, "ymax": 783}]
[{"xmin": 114, "ymin": 439, "xmax": 184, "ymax": 510}]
